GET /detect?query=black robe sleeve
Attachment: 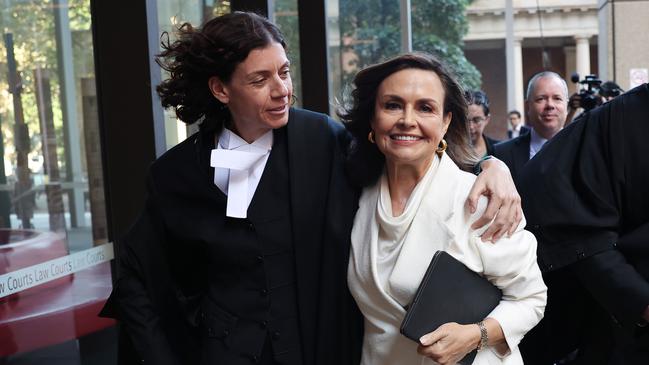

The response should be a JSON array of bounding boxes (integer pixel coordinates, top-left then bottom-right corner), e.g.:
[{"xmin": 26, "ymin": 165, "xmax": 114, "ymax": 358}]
[
  {"xmin": 102, "ymin": 171, "xmax": 200, "ymax": 364},
  {"xmin": 520, "ymin": 83, "xmax": 649, "ymax": 328},
  {"xmin": 318, "ymin": 119, "xmax": 363, "ymax": 365}
]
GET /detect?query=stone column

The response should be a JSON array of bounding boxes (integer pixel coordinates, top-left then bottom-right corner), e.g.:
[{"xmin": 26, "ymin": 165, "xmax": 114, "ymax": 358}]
[
  {"xmin": 575, "ymin": 35, "xmax": 591, "ymax": 77},
  {"xmin": 513, "ymin": 38, "xmax": 524, "ymax": 114},
  {"xmin": 564, "ymin": 45, "xmax": 577, "ymax": 94}
]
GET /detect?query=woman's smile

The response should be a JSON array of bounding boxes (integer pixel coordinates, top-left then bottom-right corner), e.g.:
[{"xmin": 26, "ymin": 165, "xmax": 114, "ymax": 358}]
[{"xmin": 371, "ymin": 68, "xmax": 450, "ymax": 169}]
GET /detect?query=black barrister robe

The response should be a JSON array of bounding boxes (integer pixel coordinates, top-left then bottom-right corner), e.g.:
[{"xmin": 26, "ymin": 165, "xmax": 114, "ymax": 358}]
[
  {"xmin": 518, "ymin": 84, "xmax": 649, "ymax": 363},
  {"xmin": 101, "ymin": 108, "xmax": 363, "ymax": 365}
]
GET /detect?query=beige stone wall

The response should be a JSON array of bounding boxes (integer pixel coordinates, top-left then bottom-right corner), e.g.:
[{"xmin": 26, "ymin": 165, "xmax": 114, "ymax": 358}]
[
  {"xmin": 466, "ymin": 0, "xmax": 598, "ymax": 41},
  {"xmin": 611, "ymin": 0, "xmax": 649, "ymax": 89}
]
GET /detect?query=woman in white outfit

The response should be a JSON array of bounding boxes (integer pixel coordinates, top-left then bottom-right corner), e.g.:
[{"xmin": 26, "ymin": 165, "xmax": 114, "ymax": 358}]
[{"xmin": 341, "ymin": 53, "xmax": 547, "ymax": 365}]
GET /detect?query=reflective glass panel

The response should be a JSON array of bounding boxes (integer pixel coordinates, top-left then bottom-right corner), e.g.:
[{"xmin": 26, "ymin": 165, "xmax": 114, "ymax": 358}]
[
  {"xmin": 327, "ymin": 0, "xmax": 402, "ymax": 110},
  {"xmin": 157, "ymin": 0, "xmax": 231, "ymax": 149},
  {"xmin": 273, "ymin": 0, "xmax": 302, "ymax": 108},
  {"xmin": 0, "ymin": 0, "xmax": 113, "ymax": 363}
]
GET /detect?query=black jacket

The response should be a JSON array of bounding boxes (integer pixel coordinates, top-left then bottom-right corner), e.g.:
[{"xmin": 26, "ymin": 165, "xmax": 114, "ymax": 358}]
[
  {"xmin": 519, "ymin": 84, "xmax": 649, "ymax": 359},
  {"xmin": 101, "ymin": 108, "xmax": 363, "ymax": 365},
  {"xmin": 483, "ymin": 135, "xmax": 500, "ymax": 157},
  {"xmin": 493, "ymin": 132, "xmax": 531, "ymax": 189},
  {"xmin": 507, "ymin": 125, "xmax": 531, "ymax": 139}
]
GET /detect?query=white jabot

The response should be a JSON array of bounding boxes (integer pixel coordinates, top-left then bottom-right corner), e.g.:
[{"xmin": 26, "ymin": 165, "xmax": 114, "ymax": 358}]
[
  {"xmin": 529, "ymin": 128, "xmax": 548, "ymax": 159},
  {"xmin": 210, "ymin": 128, "xmax": 273, "ymax": 218}
]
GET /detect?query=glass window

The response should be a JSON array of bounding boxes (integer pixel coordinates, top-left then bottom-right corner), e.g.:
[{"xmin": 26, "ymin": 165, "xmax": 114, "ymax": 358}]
[
  {"xmin": 156, "ymin": 0, "xmax": 231, "ymax": 150},
  {"xmin": 327, "ymin": 0, "xmax": 402, "ymax": 114},
  {"xmin": 272, "ymin": 0, "xmax": 302, "ymax": 108},
  {"xmin": 0, "ymin": 0, "xmax": 112, "ymax": 362}
]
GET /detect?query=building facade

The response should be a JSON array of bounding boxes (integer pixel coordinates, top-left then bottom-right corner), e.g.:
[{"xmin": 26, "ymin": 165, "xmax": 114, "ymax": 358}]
[{"xmin": 464, "ymin": 0, "xmax": 599, "ymax": 139}]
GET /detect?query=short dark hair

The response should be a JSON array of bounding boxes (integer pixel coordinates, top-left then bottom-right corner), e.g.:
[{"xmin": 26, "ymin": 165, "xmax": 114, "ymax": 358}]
[
  {"xmin": 338, "ymin": 53, "xmax": 478, "ymax": 187},
  {"xmin": 155, "ymin": 12, "xmax": 286, "ymax": 132},
  {"xmin": 508, "ymin": 110, "xmax": 521, "ymax": 118},
  {"xmin": 465, "ymin": 90, "xmax": 490, "ymax": 116},
  {"xmin": 599, "ymin": 81, "xmax": 623, "ymax": 98}
]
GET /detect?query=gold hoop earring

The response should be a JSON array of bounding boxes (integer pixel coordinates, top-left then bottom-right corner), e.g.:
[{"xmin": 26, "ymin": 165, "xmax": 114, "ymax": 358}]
[
  {"xmin": 368, "ymin": 130, "xmax": 375, "ymax": 144},
  {"xmin": 436, "ymin": 139, "xmax": 447, "ymax": 157}
]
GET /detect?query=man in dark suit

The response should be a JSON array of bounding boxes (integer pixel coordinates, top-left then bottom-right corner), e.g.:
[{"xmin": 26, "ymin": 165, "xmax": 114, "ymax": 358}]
[
  {"xmin": 493, "ymin": 71, "xmax": 568, "ymax": 187},
  {"xmin": 506, "ymin": 110, "xmax": 530, "ymax": 139},
  {"xmin": 517, "ymin": 84, "xmax": 649, "ymax": 364}
]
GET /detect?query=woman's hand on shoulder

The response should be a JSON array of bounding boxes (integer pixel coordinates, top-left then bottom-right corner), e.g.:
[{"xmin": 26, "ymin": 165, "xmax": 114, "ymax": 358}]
[
  {"xmin": 417, "ymin": 322, "xmax": 480, "ymax": 365},
  {"xmin": 466, "ymin": 157, "xmax": 522, "ymax": 242}
]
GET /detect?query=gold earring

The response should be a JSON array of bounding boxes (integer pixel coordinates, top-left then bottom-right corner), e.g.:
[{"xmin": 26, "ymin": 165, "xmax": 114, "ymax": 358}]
[
  {"xmin": 368, "ymin": 130, "xmax": 375, "ymax": 144},
  {"xmin": 436, "ymin": 139, "xmax": 447, "ymax": 157}
]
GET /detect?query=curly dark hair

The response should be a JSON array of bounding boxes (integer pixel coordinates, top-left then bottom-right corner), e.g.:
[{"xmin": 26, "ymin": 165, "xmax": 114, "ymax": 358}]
[
  {"xmin": 465, "ymin": 90, "xmax": 490, "ymax": 116},
  {"xmin": 156, "ymin": 12, "xmax": 286, "ymax": 132},
  {"xmin": 338, "ymin": 53, "xmax": 478, "ymax": 187}
]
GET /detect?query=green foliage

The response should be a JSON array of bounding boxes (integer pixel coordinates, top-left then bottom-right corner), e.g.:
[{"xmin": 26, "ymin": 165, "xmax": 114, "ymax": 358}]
[
  {"xmin": 339, "ymin": 0, "xmax": 400, "ymax": 74},
  {"xmin": 68, "ymin": 0, "xmax": 92, "ymax": 31},
  {"xmin": 412, "ymin": 0, "xmax": 469, "ymax": 45},
  {"xmin": 339, "ymin": 0, "xmax": 481, "ymax": 90}
]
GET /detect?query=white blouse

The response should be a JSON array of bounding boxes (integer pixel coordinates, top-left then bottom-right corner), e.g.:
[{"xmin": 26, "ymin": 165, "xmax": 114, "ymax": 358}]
[{"xmin": 347, "ymin": 153, "xmax": 547, "ymax": 365}]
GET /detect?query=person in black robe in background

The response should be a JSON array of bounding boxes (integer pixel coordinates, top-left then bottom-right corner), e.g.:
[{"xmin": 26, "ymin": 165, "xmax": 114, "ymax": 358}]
[{"xmin": 518, "ymin": 83, "xmax": 649, "ymax": 364}]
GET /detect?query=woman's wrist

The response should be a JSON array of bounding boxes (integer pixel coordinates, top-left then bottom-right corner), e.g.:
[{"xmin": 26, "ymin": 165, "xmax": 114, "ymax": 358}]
[
  {"xmin": 473, "ymin": 155, "xmax": 494, "ymax": 175},
  {"xmin": 475, "ymin": 321, "xmax": 489, "ymax": 351}
]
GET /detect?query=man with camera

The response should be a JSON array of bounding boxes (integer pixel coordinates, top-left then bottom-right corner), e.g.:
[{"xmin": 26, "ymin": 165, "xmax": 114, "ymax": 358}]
[{"xmin": 565, "ymin": 75, "xmax": 623, "ymax": 125}]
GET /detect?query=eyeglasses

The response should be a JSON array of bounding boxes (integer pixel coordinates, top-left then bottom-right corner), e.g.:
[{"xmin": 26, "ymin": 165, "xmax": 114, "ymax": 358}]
[{"xmin": 469, "ymin": 116, "xmax": 487, "ymax": 124}]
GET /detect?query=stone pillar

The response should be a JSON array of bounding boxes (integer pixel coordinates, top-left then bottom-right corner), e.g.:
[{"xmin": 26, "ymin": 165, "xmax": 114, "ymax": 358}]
[
  {"xmin": 513, "ymin": 38, "xmax": 525, "ymax": 114},
  {"xmin": 597, "ymin": 0, "xmax": 611, "ymax": 80},
  {"xmin": 564, "ymin": 45, "xmax": 577, "ymax": 94},
  {"xmin": 575, "ymin": 35, "xmax": 591, "ymax": 77}
]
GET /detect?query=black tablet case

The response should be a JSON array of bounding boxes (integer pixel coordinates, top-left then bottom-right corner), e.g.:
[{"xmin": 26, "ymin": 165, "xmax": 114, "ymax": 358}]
[{"xmin": 400, "ymin": 250, "xmax": 502, "ymax": 364}]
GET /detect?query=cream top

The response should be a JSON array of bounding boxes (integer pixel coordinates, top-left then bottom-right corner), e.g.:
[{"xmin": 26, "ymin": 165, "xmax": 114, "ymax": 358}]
[{"xmin": 348, "ymin": 153, "xmax": 547, "ymax": 365}]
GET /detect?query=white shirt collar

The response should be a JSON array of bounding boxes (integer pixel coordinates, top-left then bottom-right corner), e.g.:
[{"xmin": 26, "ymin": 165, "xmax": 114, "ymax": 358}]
[
  {"xmin": 529, "ymin": 128, "xmax": 548, "ymax": 159},
  {"xmin": 218, "ymin": 127, "xmax": 273, "ymax": 152}
]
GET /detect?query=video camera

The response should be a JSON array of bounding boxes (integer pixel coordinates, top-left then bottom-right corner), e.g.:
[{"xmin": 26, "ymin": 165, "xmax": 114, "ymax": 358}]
[{"xmin": 570, "ymin": 73, "xmax": 602, "ymax": 111}]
